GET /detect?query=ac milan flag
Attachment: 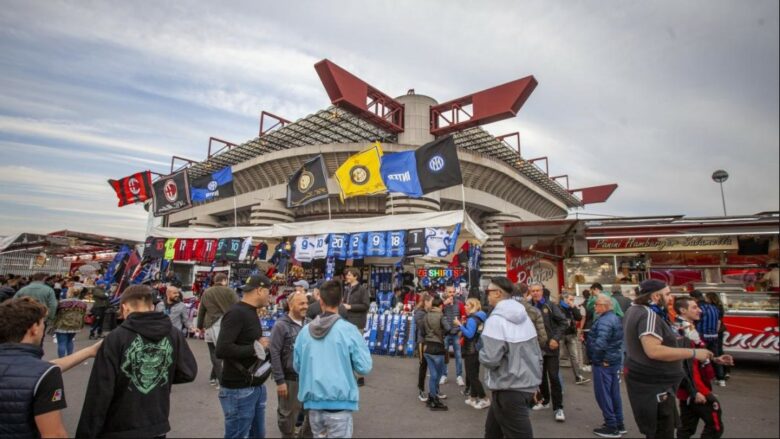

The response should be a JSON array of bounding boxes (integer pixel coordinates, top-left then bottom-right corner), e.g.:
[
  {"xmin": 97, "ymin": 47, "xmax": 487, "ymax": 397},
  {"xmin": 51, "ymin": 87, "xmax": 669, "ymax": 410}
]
[
  {"xmin": 152, "ymin": 169, "xmax": 192, "ymax": 217},
  {"xmin": 415, "ymin": 135, "xmax": 463, "ymax": 195},
  {"xmin": 108, "ymin": 171, "xmax": 153, "ymax": 207}
]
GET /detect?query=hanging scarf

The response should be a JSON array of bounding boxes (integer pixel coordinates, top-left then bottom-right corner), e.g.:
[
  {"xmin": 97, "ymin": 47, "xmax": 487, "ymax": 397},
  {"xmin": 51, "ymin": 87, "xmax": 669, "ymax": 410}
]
[{"xmin": 648, "ymin": 302, "xmax": 669, "ymax": 324}]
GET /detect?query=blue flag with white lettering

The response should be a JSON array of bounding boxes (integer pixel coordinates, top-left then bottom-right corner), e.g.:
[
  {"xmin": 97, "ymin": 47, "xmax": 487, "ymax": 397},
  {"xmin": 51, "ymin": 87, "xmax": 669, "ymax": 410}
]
[
  {"xmin": 380, "ymin": 151, "xmax": 423, "ymax": 197},
  {"xmin": 191, "ymin": 167, "xmax": 234, "ymax": 202}
]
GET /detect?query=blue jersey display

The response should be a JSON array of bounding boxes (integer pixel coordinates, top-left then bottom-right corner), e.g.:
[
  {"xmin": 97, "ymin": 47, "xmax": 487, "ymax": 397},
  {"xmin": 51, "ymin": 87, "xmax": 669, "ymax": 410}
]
[
  {"xmin": 327, "ymin": 233, "xmax": 349, "ymax": 259},
  {"xmin": 348, "ymin": 233, "xmax": 366, "ymax": 259},
  {"xmin": 365, "ymin": 231, "xmax": 387, "ymax": 257},
  {"xmin": 385, "ymin": 230, "xmax": 406, "ymax": 257}
]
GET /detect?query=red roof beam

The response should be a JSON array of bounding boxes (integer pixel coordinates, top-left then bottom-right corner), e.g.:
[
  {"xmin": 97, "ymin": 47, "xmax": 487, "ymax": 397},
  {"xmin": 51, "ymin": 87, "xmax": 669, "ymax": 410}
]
[
  {"xmin": 569, "ymin": 183, "xmax": 618, "ymax": 205},
  {"xmin": 430, "ymin": 75, "xmax": 538, "ymax": 136},
  {"xmin": 528, "ymin": 156, "xmax": 549, "ymax": 175},
  {"xmin": 207, "ymin": 137, "xmax": 240, "ymax": 158},
  {"xmin": 496, "ymin": 132, "xmax": 521, "ymax": 156},
  {"xmin": 551, "ymin": 174, "xmax": 569, "ymax": 190},
  {"xmin": 314, "ymin": 59, "xmax": 404, "ymax": 134},
  {"xmin": 259, "ymin": 111, "xmax": 291, "ymax": 137}
]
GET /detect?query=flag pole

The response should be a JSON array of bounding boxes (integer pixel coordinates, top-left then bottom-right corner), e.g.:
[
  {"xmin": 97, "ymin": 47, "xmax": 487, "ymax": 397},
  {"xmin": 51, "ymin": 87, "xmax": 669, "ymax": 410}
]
[
  {"xmin": 390, "ymin": 192, "xmax": 395, "ymax": 215},
  {"xmin": 233, "ymin": 198, "xmax": 238, "ymax": 228},
  {"xmin": 461, "ymin": 184, "xmax": 466, "ymax": 213},
  {"xmin": 327, "ymin": 196, "xmax": 332, "ymax": 220}
]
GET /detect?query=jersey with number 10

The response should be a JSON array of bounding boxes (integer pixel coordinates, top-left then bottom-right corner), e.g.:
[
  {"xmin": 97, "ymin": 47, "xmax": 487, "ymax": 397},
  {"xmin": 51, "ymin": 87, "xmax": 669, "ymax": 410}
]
[
  {"xmin": 327, "ymin": 234, "xmax": 349, "ymax": 260},
  {"xmin": 348, "ymin": 233, "xmax": 366, "ymax": 259},
  {"xmin": 385, "ymin": 231, "xmax": 406, "ymax": 257},
  {"xmin": 365, "ymin": 232, "xmax": 387, "ymax": 257},
  {"xmin": 312, "ymin": 234, "xmax": 328, "ymax": 259}
]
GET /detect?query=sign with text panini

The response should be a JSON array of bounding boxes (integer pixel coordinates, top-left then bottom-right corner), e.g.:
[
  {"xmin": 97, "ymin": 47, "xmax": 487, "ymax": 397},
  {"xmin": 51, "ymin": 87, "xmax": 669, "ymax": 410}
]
[
  {"xmin": 588, "ymin": 236, "xmax": 738, "ymax": 254},
  {"xmin": 152, "ymin": 169, "xmax": 192, "ymax": 217}
]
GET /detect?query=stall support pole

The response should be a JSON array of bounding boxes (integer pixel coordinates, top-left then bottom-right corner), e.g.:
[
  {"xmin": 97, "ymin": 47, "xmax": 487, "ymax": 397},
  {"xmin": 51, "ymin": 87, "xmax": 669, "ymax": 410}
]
[
  {"xmin": 461, "ymin": 184, "xmax": 467, "ymax": 212},
  {"xmin": 233, "ymin": 198, "xmax": 238, "ymax": 227},
  {"xmin": 390, "ymin": 193, "xmax": 395, "ymax": 215},
  {"xmin": 327, "ymin": 197, "xmax": 332, "ymax": 220}
]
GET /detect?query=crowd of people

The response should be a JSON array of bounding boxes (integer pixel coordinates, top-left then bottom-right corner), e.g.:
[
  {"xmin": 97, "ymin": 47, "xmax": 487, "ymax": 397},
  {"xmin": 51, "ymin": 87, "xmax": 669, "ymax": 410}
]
[{"xmin": 0, "ymin": 269, "xmax": 737, "ymax": 438}]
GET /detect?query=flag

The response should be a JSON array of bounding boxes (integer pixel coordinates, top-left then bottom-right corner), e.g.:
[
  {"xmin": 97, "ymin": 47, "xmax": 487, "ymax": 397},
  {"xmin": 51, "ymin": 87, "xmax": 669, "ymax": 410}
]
[
  {"xmin": 287, "ymin": 155, "xmax": 329, "ymax": 208},
  {"xmin": 379, "ymin": 151, "xmax": 423, "ymax": 197},
  {"xmin": 108, "ymin": 171, "xmax": 153, "ymax": 207},
  {"xmin": 153, "ymin": 169, "xmax": 192, "ymax": 217},
  {"xmin": 334, "ymin": 143, "xmax": 387, "ymax": 201},
  {"xmin": 449, "ymin": 240, "xmax": 470, "ymax": 268},
  {"xmin": 191, "ymin": 167, "xmax": 234, "ymax": 202},
  {"xmin": 415, "ymin": 135, "xmax": 463, "ymax": 195}
]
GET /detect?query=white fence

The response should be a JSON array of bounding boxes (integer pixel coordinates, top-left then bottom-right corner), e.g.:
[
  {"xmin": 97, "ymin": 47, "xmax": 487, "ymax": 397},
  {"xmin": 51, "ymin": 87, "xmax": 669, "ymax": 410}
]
[{"xmin": 0, "ymin": 251, "xmax": 69, "ymax": 277}]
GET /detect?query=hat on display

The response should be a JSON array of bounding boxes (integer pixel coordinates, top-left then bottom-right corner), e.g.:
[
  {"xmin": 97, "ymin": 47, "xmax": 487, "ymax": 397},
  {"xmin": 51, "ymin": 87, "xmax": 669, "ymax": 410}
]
[
  {"xmin": 638, "ymin": 279, "xmax": 667, "ymax": 296},
  {"xmin": 241, "ymin": 274, "xmax": 272, "ymax": 292},
  {"xmin": 293, "ymin": 280, "xmax": 310, "ymax": 290}
]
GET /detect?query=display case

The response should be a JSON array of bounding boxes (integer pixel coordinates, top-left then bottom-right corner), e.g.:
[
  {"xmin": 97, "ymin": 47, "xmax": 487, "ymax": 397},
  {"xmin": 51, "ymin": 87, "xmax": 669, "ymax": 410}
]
[{"xmin": 722, "ymin": 292, "xmax": 779, "ymax": 314}]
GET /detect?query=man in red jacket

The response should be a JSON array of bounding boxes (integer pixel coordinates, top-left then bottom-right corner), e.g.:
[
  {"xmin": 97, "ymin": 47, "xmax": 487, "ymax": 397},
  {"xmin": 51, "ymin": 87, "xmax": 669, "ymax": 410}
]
[{"xmin": 672, "ymin": 297, "xmax": 733, "ymax": 439}]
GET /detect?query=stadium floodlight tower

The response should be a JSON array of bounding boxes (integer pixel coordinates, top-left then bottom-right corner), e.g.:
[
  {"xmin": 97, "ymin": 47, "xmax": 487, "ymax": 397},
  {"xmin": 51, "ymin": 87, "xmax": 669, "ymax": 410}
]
[{"xmin": 711, "ymin": 169, "xmax": 729, "ymax": 216}]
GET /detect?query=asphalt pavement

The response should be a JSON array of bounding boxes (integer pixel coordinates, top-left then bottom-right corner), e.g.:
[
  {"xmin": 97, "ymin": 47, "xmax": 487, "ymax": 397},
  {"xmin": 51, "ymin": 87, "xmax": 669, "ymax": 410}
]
[{"xmin": 47, "ymin": 330, "xmax": 779, "ymax": 438}]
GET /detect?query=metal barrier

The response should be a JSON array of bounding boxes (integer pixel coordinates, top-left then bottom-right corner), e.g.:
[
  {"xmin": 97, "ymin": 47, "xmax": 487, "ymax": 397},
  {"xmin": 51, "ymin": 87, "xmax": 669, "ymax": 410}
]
[{"xmin": 0, "ymin": 251, "xmax": 69, "ymax": 276}]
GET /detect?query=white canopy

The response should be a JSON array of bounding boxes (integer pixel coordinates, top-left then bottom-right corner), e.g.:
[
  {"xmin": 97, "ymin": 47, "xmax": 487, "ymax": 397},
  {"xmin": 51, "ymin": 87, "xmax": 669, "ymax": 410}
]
[{"xmin": 149, "ymin": 210, "xmax": 488, "ymax": 244}]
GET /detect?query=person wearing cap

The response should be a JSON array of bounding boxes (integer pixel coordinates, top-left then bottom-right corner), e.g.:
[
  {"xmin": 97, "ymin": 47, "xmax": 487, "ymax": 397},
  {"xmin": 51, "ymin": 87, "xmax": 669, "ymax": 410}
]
[
  {"xmin": 623, "ymin": 279, "xmax": 714, "ymax": 439},
  {"xmin": 216, "ymin": 274, "xmax": 273, "ymax": 438},
  {"xmin": 293, "ymin": 280, "xmax": 309, "ymax": 295}
]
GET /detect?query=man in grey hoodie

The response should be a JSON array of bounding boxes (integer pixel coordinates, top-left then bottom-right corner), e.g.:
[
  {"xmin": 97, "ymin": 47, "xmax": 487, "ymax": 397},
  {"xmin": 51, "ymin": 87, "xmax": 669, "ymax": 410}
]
[{"xmin": 480, "ymin": 276, "xmax": 543, "ymax": 438}]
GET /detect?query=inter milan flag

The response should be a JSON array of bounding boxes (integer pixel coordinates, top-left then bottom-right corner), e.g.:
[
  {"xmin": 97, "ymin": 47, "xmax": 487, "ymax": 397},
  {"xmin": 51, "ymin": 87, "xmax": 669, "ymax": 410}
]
[
  {"xmin": 191, "ymin": 167, "xmax": 234, "ymax": 203},
  {"xmin": 152, "ymin": 170, "xmax": 192, "ymax": 217},
  {"xmin": 415, "ymin": 135, "xmax": 463, "ymax": 195},
  {"xmin": 108, "ymin": 171, "xmax": 153, "ymax": 207},
  {"xmin": 287, "ymin": 155, "xmax": 329, "ymax": 208},
  {"xmin": 335, "ymin": 143, "xmax": 387, "ymax": 202},
  {"xmin": 379, "ymin": 151, "xmax": 423, "ymax": 198}
]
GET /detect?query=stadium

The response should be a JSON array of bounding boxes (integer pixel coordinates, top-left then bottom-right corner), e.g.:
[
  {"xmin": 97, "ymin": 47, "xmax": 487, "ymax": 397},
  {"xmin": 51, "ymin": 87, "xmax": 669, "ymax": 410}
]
[{"xmin": 161, "ymin": 59, "xmax": 615, "ymax": 278}]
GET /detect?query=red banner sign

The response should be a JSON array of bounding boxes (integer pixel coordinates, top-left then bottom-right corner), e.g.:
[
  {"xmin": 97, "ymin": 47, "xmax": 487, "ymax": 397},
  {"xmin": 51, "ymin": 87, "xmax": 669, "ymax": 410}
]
[{"xmin": 589, "ymin": 236, "xmax": 738, "ymax": 253}]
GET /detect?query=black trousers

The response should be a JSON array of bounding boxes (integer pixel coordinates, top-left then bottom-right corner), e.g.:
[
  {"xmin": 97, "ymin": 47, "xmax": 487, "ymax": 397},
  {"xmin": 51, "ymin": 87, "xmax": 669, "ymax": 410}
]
[
  {"xmin": 540, "ymin": 355, "xmax": 563, "ymax": 410},
  {"xmin": 677, "ymin": 396, "xmax": 724, "ymax": 439},
  {"xmin": 207, "ymin": 342, "xmax": 222, "ymax": 382},
  {"xmin": 463, "ymin": 354, "xmax": 486, "ymax": 398},
  {"xmin": 484, "ymin": 390, "xmax": 534, "ymax": 438},
  {"xmin": 417, "ymin": 343, "xmax": 428, "ymax": 392}
]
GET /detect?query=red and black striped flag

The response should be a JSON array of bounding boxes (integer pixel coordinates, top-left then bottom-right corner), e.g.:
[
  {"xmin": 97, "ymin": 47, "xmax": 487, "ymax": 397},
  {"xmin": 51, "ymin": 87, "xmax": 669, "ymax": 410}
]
[{"xmin": 108, "ymin": 171, "xmax": 153, "ymax": 207}]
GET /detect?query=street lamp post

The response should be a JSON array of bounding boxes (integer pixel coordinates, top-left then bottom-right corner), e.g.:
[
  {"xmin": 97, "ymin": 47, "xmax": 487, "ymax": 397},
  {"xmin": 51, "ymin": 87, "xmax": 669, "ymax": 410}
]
[{"xmin": 712, "ymin": 169, "xmax": 729, "ymax": 216}]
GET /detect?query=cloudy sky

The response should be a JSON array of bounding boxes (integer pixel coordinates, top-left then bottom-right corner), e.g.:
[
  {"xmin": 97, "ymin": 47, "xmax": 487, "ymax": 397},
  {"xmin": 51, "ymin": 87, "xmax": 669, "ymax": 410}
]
[{"xmin": 1, "ymin": 1, "xmax": 778, "ymax": 241}]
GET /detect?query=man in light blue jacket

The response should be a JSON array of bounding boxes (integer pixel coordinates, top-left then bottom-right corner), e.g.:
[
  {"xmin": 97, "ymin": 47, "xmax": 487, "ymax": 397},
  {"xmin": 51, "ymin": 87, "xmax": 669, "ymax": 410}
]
[{"xmin": 294, "ymin": 280, "xmax": 372, "ymax": 438}]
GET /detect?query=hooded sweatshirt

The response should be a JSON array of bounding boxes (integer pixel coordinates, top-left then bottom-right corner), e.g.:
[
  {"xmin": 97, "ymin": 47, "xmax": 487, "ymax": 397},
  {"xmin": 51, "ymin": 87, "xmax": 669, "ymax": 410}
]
[
  {"xmin": 76, "ymin": 312, "xmax": 197, "ymax": 439},
  {"xmin": 479, "ymin": 298, "xmax": 543, "ymax": 393},
  {"xmin": 293, "ymin": 312, "xmax": 372, "ymax": 412}
]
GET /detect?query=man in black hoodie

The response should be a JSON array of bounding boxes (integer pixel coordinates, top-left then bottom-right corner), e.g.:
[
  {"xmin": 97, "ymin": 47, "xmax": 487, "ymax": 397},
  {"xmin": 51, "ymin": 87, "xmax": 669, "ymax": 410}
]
[{"xmin": 76, "ymin": 285, "xmax": 197, "ymax": 438}]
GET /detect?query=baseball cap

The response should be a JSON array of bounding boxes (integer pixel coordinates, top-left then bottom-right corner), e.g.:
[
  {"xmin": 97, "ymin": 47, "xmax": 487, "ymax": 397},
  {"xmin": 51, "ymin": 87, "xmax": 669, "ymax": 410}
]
[
  {"xmin": 638, "ymin": 279, "xmax": 667, "ymax": 296},
  {"xmin": 241, "ymin": 274, "xmax": 272, "ymax": 291},
  {"xmin": 293, "ymin": 280, "xmax": 309, "ymax": 290}
]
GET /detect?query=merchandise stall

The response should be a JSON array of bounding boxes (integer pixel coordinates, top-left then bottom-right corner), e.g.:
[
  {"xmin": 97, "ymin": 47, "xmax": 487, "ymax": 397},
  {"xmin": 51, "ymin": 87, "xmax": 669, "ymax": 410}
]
[
  {"xmin": 503, "ymin": 213, "xmax": 780, "ymax": 358},
  {"xmin": 148, "ymin": 210, "xmax": 488, "ymax": 357}
]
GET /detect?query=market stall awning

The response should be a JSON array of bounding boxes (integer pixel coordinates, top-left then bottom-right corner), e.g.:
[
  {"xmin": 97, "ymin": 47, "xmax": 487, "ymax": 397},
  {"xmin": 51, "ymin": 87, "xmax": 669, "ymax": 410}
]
[{"xmin": 149, "ymin": 210, "xmax": 489, "ymax": 244}]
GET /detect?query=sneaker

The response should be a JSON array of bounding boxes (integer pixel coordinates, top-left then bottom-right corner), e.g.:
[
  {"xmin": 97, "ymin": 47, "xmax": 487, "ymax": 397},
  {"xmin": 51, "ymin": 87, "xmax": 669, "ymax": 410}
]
[
  {"xmin": 418, "ymin": 390, "xmax": 428, "ymax": 402},
  {"xmin": 593, "ymin": 426, "xmax": 621, "ymax": 438},
  {"xmin": 357, "ymin": 377, "xmax": 365, "ymax": 387},
  {"xmin": 438, "ymin": 393, "xmax": 447, "ymax": 400},
  {"xmin": 554, "ymin": 409, "xmax": 566, "ymax": 422},
  {"xmin": 617, "ymin": 424, "xmax": 628, "ymax": 434},
  {"xmin": 473, "ymin": 398, "xmax": 491, "ymax": 410},
  {"xmin": 575, "ymin": 376, "xmax": 592, "ymax": 385},
  {"xmin": 465, "ymin": 397, "xmax": 476, "ymax": 407},
  {"xmin": 532, "ymin": 402, "xmax": 550, "ymax": 411},
  {"xmin": 717, "ymin": 380, "xmax": 726, "ymax": 387},
  {"xmin": 582, "ymin": 365, "xmax": 592, "ymax": 372},
  {"xmin": 456, "ymin": 376, "xmax": 465, "ymax": 387},
  {"xmin": 429, "ymin": 398, "xmax": 448, "ymax": 411},
  {"xmin": 439, "ymin": 376, "xmax": 448, "ymax": 385},
  {"xmin": 209, "ymin": 379, "xmax": 217, "ymax": 386}
]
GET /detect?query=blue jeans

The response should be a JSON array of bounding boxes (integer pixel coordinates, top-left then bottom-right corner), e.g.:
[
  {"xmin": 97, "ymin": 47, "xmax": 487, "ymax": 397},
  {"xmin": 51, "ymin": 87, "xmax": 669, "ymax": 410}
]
[
  {"xmin": 424, "ymin": 353, "xmax": 445, "ymax": 397},
  {"xmin": 55, "ymin": 333, "xmax": 75, "ymax": 358},
  {"xmin": 309, "ymin": 410, "xmax": 353, "ymax": 438},
  {"xmin": 443, "ymin": 334, "xmax": 462, "ymax": 377},
  {"xmin": 593, "ymin": 364, "xmax": 624, "ymax": 429},
  {"xmin": 219, "ymin": 385, "xmax": 267, "ymax": 438}
]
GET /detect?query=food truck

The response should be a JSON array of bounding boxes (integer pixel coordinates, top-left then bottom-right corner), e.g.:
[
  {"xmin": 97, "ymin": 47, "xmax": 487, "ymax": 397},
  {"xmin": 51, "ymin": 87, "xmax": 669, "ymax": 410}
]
[{"xmin": 503, "ymin": 213, "xmax": 780, "ymax": 358}]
